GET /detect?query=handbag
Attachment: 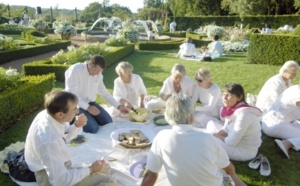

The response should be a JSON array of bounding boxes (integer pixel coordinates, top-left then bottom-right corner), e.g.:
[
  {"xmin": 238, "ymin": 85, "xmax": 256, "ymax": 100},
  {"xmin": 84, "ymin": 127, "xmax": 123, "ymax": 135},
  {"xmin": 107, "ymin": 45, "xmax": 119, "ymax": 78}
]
[{"xmin": 4, "ymin": 148, "xmax": 36, "ymax": 182}]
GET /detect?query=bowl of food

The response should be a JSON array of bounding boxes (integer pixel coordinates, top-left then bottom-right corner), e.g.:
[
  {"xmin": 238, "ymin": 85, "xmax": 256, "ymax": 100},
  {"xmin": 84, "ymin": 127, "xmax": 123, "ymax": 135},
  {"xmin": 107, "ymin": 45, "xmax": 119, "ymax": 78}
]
[{"xmin": 129, "ymin": 108, "xmax": 151, "ymax": 122}]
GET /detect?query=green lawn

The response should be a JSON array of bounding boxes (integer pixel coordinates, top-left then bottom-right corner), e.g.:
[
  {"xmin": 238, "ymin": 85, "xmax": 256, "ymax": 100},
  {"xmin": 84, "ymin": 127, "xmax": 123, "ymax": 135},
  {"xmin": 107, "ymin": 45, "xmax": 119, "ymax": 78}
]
[{"xmin": 0, "ymin": 50, "xmax": 299, "ymax": 185}]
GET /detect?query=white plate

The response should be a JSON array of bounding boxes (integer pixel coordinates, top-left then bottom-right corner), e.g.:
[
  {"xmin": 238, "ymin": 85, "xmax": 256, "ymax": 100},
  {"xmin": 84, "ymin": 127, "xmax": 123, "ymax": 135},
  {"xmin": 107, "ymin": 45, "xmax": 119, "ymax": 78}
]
[{"xmin": 110, "ymin": 128, "xmax": 155, "ymax": 149}]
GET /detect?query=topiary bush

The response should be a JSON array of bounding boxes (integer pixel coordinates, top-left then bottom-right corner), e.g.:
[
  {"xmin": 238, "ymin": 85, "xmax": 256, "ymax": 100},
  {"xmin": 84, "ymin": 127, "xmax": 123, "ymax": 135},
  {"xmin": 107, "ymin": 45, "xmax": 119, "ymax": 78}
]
[
  {"xmin": 247, "ymin": 34, "xmax": 300, "ymax": 65},
  {"xmin": 293, "ymin": 25, "xmax": 300, "ymax": 36}
]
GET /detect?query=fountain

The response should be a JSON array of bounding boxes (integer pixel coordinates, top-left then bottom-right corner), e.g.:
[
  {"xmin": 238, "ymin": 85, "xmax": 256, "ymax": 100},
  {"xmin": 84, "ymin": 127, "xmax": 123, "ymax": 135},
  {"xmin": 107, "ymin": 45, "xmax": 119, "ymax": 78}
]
[
  {"xmin": 81, "ymin": 17, "xmax": 122, "ymax": 41},
  {"xmin": 82, "ymin": 17, "xmax": 170, "ymax": 41}
]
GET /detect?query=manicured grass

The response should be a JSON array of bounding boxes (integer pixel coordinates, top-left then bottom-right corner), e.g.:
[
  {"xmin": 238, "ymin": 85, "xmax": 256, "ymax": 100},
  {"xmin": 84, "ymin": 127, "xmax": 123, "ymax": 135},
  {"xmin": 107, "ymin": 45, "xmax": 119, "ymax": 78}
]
[{"xmin": 0, "ymin": 50, "xmax": 299, "ymax": 185}]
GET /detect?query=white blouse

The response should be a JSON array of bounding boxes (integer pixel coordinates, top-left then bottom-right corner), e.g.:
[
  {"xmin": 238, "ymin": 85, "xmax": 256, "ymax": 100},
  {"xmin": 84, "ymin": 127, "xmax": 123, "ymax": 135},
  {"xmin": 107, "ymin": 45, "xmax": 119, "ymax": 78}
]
[
  {"xmin": 113, "ymin": 73, "xmax": 147, "ymax": 108},
  {"xmin": 160, "ymin": 76, "xmax": 195, "ymax": 98}
]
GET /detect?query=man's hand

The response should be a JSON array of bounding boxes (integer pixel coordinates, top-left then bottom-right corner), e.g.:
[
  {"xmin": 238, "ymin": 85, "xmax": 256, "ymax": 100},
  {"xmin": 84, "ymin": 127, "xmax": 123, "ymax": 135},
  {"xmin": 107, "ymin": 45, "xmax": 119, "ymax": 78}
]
[
  {"xmin": 87, "ymin": 105, "xmax": 100, "ymax": 115},
  {"xmin": 90, "ymin": 158, "xmax": 109, "ymax": 174},
  {"xmin": 75, "ymin": 113, "xmax": 87, "ymax": 128}
]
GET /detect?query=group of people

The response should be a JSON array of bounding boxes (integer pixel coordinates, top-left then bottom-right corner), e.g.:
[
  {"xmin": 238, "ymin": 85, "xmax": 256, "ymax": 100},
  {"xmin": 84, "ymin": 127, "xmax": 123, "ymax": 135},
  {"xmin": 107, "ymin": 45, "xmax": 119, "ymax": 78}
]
[
  {"xmin": 176, "ymin": 36, "xmax": 224, "ymax": 61},
  {"xmin": 24, "ymin": 54, "xmax": 299, "ymax": 185}
]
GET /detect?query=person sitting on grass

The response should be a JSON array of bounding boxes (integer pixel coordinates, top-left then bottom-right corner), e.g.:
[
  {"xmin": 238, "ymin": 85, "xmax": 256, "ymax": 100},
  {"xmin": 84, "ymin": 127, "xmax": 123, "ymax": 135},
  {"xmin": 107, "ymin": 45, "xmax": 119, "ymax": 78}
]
[
  {"xmin": 261, "ymin": 83, "xmax": 300, "ymax": 159},
  {"xmin": 200, "ymin": 35, "xmax": 224, "ymax": 61},
  {"xmin": 176, "ymin": 37, "xmax": 199, "ymax": 59},
  {"xmin": 207, "ymin": 83, "xmax": 262, "ymax": 161},
  {"xmin": 65, "ymin": 55, "xmax": 128, "ymax": 133},
  {"xmin": 141, "ymin": 95, "xmax": 246, "ymax": 186},
  {"xmin": 25, "ymin": 90, "xmax": 116, "ymax": 186},
  {"xmin": 191, "ymin": 68, "xmax": 223, "ymax": 128},
  {"xmin": 256, "ymin": 60, "xmax": 299, "ymax": 114},
  {"xmin": 146, "ymin": 64, "xmax": 195, "ymax": 110},
  {"xmin": 113, "ymin": 61, "xmax": 147, "ymax": 111}
]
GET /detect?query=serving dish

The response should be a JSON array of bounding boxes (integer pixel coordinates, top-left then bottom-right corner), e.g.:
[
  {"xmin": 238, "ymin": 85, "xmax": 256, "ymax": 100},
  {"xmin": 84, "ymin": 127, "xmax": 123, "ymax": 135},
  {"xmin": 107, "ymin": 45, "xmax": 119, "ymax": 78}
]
[
  {"xmin": 110, "ymin": 128, "xmax": 155, "ymax": 149},
  {"xmin": 153, "ymin": 115, "xmax": 169, "ymax": 126}
]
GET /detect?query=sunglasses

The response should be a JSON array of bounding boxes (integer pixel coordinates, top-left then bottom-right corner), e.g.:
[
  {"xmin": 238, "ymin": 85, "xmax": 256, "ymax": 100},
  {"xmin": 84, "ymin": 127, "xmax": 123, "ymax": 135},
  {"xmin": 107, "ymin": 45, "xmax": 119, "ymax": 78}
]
[{"xmin": 195, "ymin": 78, "xmax": 203, "ymax": 83}]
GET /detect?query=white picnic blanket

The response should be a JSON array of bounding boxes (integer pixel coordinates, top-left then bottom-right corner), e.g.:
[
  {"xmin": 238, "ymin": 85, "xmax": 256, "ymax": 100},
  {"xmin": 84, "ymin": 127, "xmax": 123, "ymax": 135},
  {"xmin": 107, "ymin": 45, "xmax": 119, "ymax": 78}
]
[{"xmin": 7, "ymin": 113, "xmax": 172, "ymax": 186}]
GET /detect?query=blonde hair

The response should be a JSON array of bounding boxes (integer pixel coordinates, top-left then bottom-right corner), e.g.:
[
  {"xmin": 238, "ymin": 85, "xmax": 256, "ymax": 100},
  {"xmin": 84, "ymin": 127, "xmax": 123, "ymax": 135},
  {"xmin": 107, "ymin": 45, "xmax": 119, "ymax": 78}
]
[
  {"xmin": 171, "ymin": 64, "xmax": 186, "ymax": 78},
  {"xmin": 115, "ymin": 61, "xmax": 133, "ymax": 76},
  {"xmin": 279, "ymin": 60, "xmax": 299, "ymax": 75},
  {"xmin": 195, "ymin": 68, "xmax": 211, "ymax": 82}
]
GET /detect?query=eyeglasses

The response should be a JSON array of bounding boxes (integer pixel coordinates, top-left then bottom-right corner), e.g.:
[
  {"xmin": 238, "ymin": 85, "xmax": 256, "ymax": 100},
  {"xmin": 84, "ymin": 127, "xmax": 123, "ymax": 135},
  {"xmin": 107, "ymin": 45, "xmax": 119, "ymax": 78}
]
[{"xmin": 195, "ymin": 78, "xmax": 203, "ymax": 83}]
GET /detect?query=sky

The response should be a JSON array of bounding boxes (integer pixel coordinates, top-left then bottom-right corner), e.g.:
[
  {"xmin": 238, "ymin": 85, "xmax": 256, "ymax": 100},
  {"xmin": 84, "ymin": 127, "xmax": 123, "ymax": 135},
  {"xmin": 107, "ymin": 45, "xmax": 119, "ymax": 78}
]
[{"xmin": 0, "ymin": 0, "xmax": 144, "ymax": 13}]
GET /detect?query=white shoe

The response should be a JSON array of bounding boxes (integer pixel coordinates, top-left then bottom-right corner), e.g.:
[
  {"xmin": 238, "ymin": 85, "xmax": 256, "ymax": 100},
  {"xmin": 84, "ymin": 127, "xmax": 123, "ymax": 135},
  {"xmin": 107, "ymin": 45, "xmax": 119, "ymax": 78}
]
[
  {"xmin": 248, "ymin": 154, "xmax": 263, "ymax": 169},
  {"xmin": 260, "ymin": 157, "xmax": 271, "ymax": 176},
  {"xmin": 275, "ymin": 139, "xmax": 290, "ymax": 159}
]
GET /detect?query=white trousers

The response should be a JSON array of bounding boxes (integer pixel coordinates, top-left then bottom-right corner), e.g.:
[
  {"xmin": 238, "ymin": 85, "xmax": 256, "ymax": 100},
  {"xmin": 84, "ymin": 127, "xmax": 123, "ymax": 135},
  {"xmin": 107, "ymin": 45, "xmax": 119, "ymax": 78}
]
[{"xmin": 262, "ymin": 122, "xmax": 300, "ymax": 150}]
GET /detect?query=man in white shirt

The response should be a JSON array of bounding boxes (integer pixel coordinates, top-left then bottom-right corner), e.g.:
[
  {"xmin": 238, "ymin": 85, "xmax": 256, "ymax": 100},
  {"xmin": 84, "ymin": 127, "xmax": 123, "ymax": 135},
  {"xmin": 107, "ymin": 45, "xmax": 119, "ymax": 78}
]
[
  {"xmin": 25, "ymin": 90, "xmax": 116, "ymax": 186},
  {"xmin": 169, "ymin": 21, "xmax": 176, "ymax": 33},
  {"xmin": 65, "ymin": 55, "xmax": 127, "ymax": 133},
  {"xmin": 141, "ymin": 95, "xmax": 246, "ymax": 186},
  {"xmin": 206, "ymin": 35, "xmax": 224, "ymax": 58}
]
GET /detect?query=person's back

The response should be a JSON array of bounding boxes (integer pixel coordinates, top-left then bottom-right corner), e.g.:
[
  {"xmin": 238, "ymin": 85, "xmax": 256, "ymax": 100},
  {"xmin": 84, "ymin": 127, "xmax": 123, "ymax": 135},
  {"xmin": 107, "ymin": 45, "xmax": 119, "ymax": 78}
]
[
  {"xmin": 150, "ymin": 128, "xmax": 227, "ymax": 186},
  {"xmin": 256, "ymin": 74, "xmax": 290, "ymax": 113}
]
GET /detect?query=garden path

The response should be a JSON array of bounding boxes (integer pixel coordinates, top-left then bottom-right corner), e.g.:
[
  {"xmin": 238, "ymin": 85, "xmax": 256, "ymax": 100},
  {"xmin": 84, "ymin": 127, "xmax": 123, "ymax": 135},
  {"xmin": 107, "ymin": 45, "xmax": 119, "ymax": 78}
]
[{"xmin": 0, "ymin": 34, "xmax": 94, "ymax": 71}]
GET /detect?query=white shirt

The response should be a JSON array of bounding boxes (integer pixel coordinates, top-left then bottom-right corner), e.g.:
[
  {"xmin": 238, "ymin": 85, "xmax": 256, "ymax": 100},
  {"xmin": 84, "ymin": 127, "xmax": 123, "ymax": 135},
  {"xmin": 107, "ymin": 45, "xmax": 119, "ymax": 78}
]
[
  {"xmin": 256, "ymin": 74, "xmax": 291, "ymax": 113},
  {"xmin": 147, "ymin": 124, "xmax": 230, "ymax": 186},
  {"xmin": 192, "ymin": 83, "xmax": 223, "ymax": 117},
  {"xmin": 221, "ymin": 106, "xmax": 262, "ymax": 160},
  {"xmin": 160, "ymin": 76, "xmax": 195, "ymax": 98},
  {"xmin": 113, "ymin": 73, "xmax": 147, "ymax": 108},
  {"xmin": 24, "ymin": 110, "xmax": 89, "ymax": 186},
  {"xmin": 65, "ymin": 62, "xmax": 119, "ymax": 110},
  {"xmin": 262, "ymin": 85, "xmax": 300, "ymax": 126},
  {"xmin": 208, "ymin": 41, "xmax": 224, "ymax": 57},
  {"xmin": 170, "ymin": 22, "xmax": 176, "ymax": 28},
  {"xmin": 178, "ymin": 43, "xmax": 196, "ymax": 57}
]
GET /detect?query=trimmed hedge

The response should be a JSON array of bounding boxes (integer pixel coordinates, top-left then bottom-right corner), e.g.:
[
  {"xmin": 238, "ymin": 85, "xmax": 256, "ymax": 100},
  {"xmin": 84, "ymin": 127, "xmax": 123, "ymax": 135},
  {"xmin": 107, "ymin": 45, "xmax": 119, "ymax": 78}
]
[
  {"xmin": 23, "ymin": 30, "xmax": 48, "ymax": 41},
  {"xmin": 0, "ymin": 73, "xmax": 55, "ymax": 132},
  {"xmin": 172, "ymin": 15, "xmax": 300, "ymax": 31},
  {"xmin": 23, "ymin": 44, "xmax": 135, "ymax": 82},
  {"xmin": 137, "ymin": 37, "xmax": 210, "ymax": 50},
  {"xmin": 0, "ymin": 41, "xmax": 71, "ymax": 64},
  {"xmin": 247, "ymin": 34, "xmax": 300, "ymax": 65},
  {"xmin": 137, "ymin": 40, "xmax": 184, "ymax": 50},
  {"xmin": 161, "ymin": 32, "xmax": 186, "ymax": 38}
]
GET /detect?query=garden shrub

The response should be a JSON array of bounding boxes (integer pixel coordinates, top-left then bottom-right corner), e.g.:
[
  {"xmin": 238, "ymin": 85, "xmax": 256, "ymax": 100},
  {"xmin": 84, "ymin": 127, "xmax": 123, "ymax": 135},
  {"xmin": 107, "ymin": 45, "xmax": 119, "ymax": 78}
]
[
  {"xmin": 0, "ymin": 73, "xmax": 55, "ymax": 132},
  {"xmin": 137, "ymin": 40, "xmax": 183, "ymax": 50},
  {"xmin": 172, "ymin": 15, "xmax": 300, "ymax": 32},
  {"xmin": 247, "ymin": 34, "xmax": 300, "ymax": 65},
  {"xmin": 293, "ymin": 25, "xmax": 300, "ymax": 36},
  {"xmin": 23, "ymin": 44, "xmax": 135, "ymax": 81},
  {"xmin": 0, "ymin": 41, "xmax": 71, "ymax": 64}
]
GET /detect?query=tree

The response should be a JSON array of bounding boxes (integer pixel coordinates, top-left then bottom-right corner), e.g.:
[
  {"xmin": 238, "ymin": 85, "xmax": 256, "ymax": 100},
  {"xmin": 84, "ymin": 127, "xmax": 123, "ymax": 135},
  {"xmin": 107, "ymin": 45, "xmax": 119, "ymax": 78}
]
[
  {"xmin": 79, "ymin": 2, "xmax": 103, "ymax": 23},
  {"xmin": 221, "ymin": 0, "xmax": 267, "ymax": 18}
]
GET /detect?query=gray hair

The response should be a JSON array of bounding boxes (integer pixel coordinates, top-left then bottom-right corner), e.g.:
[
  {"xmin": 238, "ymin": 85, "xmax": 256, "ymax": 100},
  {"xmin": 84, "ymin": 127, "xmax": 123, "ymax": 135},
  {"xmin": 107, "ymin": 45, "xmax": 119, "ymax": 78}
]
[
  {"xmin": 171, "ymin": 64, "xmax": 186, "ymax": 77},
  {"xmin": 164, "ymin": 95, "xmax": 194, "ymax": 125},
  {"xmin": 195, "ymin": 68, "xmax": 211, "ymax": 82},
  {"xmin": 279, "ymin": 60, "xmax": 299, "ymax": 75},
  {"xmin": 115, "ymin": 61, "xmax": 133, "ymax": 76}
]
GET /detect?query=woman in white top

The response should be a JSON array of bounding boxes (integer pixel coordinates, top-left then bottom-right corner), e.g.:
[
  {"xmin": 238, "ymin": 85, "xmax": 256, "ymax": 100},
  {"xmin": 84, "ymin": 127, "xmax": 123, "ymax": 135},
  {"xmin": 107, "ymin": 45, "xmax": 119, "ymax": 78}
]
[
  {"xmin": 208, "ymin": 83, "xmax": 262, "ymax": 161},
  {"xmin": 145, "ymin": 64, "xmax": 195, "ymax": 110},
  {"xmin": 256, "ymin": 60, "xmax": 299, "ymax": 113},
  {"xmin": 191, "ymin": 68, "xmax": 223, "ymax": 128},
  {"xmin": 160, "ymin": 63, "xmax": 195, "ymax": 101},
  {"xmin": 113, "ymin": 62, "xmax": 147, "ymax": 110},
  {"xmin": 176, "ymin": 37, "xmax": 198, "ymax": 58},
  {"xmin": 261, "ymin": 84, "xmax": 300, "ymax": 159}
]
